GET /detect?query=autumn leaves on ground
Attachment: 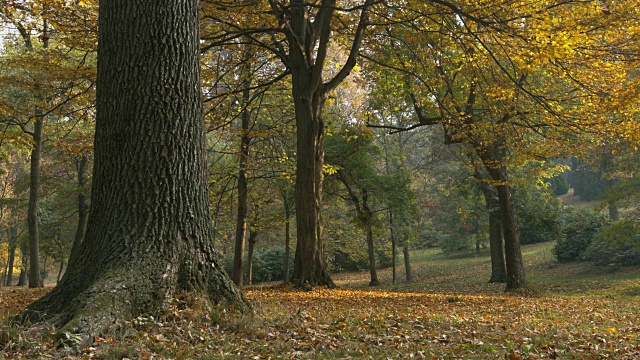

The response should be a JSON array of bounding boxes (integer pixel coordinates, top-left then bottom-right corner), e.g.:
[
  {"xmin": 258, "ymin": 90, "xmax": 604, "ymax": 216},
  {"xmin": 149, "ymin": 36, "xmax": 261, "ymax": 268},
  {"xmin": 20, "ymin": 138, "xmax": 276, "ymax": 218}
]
[{"xmin": 1, "ymin": 243, "xmax": 638, "ymax": 359}]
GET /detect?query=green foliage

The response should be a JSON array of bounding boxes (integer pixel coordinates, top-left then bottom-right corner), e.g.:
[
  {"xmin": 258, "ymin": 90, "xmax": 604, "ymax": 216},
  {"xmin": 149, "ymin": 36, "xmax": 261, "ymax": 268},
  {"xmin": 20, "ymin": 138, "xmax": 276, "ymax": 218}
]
[
  {"xmin": 516, "ymin": 186, "xmax": 562, "ymax": 244},
  {"xmin": 586, "ymin": 219, "xmax": 640, "ymax": 269},
  {"xmin": 553, "ymin": 208, "xmax": 604, "ymax": 262},
  {"xmin": 569, "ymin": 160, "xmax": 607, "ymax": 201},
  {"xmin": 224, "ymin": 246, "xmax": 293, "ymax": 284},
  {"xmin": 547, "ymin": 173, "xmax": 570, "ymax": 196}
]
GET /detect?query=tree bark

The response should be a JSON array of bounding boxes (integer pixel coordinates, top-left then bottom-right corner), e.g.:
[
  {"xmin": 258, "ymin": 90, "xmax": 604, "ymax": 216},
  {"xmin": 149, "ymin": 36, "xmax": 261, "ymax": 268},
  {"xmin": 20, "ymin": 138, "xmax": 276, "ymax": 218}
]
[
  {"xmin": 487, "ymin": 210, "xmax": 507, "ymax": 283},
  {"xmin": 68, "ymin": 155, "xmax": 90, "ymax": 263},
  {"xmin": 476, "ymin": 174, "xmax": 507, "ymax": 283},
  {"xmin": 22, "ymin": 0, "xmax": 248, "ymax": 341},
  {"xmin": 390, "ymin": 211, "xmax": 396, "ymax": 285},
  {"xmin": 232, "ymin": 80, "xmax": 252, "ymax": 287},
  {"xmin": 17, "ymin": 239, "xmax": 28, "ymax": 286},
  {"xmin": 290, "ymin": 58, "xmax": 334, "ymax": 288},
  {"xmin": 362, "ymin": 190, "xmax": 379, "ymax": 286},
  {"xmin": 403, "ymin": 239, "xmax": 412, "ymax": 282},
  {"xmin": 56, "ymin": 261, "xmax": 64, "ymax": 284},
  {"xmin": 283, "ymin": 190, "xmax": 291, "ymax": 283},
  {"xmin": 5, "ymin": 245, "xmax": 15, "ymax": 286},
  {"xmin": 245, "ymin": 230, "xmax": 257, "ymax": 285},
  {"xmin": 17, "ymin": 270, "xmax": 26, "ymax": 287},
  {"xmin": 492, "ymin": 176, "xmax": 527, "ymax": 290},
  {"xmin": 5, "ymin": 225, "xmax": 18, "ymax": 286},
  {"xmin": 27, "ymin": 114, "xmax": 43, "ymax": 289},
  {"xmin": 477, "ymin": 141, "xmax": 526, "ymax": 290},
  {"xmin": 68, "ymin": 155, "xmax": 89, "ymax": 264}
]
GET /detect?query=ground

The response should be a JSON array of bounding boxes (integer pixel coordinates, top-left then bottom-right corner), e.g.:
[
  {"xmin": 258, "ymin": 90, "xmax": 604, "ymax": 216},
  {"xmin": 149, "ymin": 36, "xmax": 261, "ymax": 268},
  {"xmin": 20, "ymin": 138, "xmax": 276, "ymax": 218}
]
[{"xmin": 2, "ymin": 242, "xmax": 639, "ymax": 359}]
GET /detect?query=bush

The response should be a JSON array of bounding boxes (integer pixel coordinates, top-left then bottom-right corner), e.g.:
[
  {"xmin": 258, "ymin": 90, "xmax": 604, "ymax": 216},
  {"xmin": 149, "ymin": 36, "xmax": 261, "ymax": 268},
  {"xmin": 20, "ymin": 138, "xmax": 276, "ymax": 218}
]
[
  {"xmin": 517, "ymin": 186, "xmax": 562, "ymax": 245},
  {"xmin": 586, "ymin": 219, "xmax": 640, "ymax": 268},
  {"xmin": 223, "ymin": 246, "xmax": 293, "ymax": 284},
  {"xmin": 553, "ymin": 208, "xmax": 603, "ymax": 262},
  {"xmin": 547, "ymin": 174, "xmax": 570, "ymax": 196}
]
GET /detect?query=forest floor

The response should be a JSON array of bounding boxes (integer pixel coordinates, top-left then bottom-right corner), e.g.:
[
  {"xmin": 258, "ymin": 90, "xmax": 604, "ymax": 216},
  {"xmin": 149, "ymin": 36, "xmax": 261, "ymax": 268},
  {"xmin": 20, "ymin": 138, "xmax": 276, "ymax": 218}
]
[{"xmin": 2, "ymin": 242, "xmax": 639, "ymax": 359}]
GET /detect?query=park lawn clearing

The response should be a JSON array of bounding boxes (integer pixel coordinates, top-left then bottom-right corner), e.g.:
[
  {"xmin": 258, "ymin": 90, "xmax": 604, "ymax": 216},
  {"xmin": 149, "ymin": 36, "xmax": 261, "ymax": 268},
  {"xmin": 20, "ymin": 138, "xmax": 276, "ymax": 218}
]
[{"xmin": 2, "ymin": 242, "xmax": 639, "ymax": 359}]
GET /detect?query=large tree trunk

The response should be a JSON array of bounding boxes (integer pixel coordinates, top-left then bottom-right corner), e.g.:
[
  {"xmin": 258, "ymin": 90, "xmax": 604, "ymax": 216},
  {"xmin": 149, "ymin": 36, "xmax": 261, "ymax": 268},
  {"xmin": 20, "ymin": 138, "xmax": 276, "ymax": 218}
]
[
  {"xmin": 476, "ymin": 174, "xmax": 507, "ymax": 283},
  {"xmin": 478, "ymin": 142, "xmax": 526, "ymax": 290},
  {"xmin": 68, "ymin": 155, "xmax": 90, "ymax": 263},
  {"xmin": 22, "ymin": 0, "xmax": 248, "ymax": 341},
  {"xmin": 290, "ymin": 60, "xmax": 334, "ymax": 289},
  {"xmin": 27, "ymin": 114, "xmax": 43, "ymax": 289},
  {"xmin": 232, "ymin": 82, "xmax": 251, "ymax": 287}
]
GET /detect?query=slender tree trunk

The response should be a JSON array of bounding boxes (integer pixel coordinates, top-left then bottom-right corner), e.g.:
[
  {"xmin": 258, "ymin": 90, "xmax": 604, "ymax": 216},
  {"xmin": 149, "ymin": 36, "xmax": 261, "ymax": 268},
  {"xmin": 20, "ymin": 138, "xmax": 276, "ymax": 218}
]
[
  {"xmin": 27, "ymin": 114, "xmax": 43, "ymax": 289},
  {"xmin": 23, "ymin": 0, "xmax": 248, "ymax": 340},
  {"xmin": 478, "ymin": 141, "xmax": 525, "ymax": 290},
  {"xmin": 283, "ymin": 192, "xmax": 291, "ymax": 283},
  {"xmin": 494, "ymin": 180, "xmax": 526, "ymax": 290},
  {"xmin": 5, "ymin": 227, "xmax": 17, "ymax": 286},
  {"xmin": 232, "ymin": 80, "xmax": 252, "ymax": 287},
  {"xmin": 488, "ymin": 211, "xmax": 507, "ymax": 283},
  {"xmin": 365, "ymin": 221, "xmax": 379, "ymax": 286},
  {"xmin": 362, "ymin": 190, "xmax": 378, "ymax": 286},
  {"xmin": 5, "ymin": 247, "xmax": 13, "ymax": 286},
  {"xmin": 17, "ymin": 270, "xmax": 26, "ymax": 287},
  {"xmin": 68, "ymin": 155, "xmax": 90, "ymax": 263},
  {"xmin": 403, "ymin": 239, "xmax": 412, "ymax": 282},
  {"xmin": 245, "ymin": 230, "xmax": 257, "ymax": 285},
  {"xmin": 56, "ymin": 261, "xmax": 64, "ymax": 284},
  {"xmin": 40, "ymin": 254, "xmax": 47, "ymax": 286},
  {"xmin": 390, "ymin": 211, "xmax": 396, "ymax": 285},
  {"xmin": 17, "ymin": 238, "xmax": 28, "ymax": 286}
]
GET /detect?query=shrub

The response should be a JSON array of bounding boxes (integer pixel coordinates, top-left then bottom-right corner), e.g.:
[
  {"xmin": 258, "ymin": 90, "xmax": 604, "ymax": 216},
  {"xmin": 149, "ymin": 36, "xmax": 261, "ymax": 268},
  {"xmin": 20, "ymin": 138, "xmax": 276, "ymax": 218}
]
[
  {"xmin": 553, "ymin": 208, "xmax": 603, "ymax": 262},
  {"xmin": 517, "ymin": 186, "xmax": 562, "ymax": 245},
  {"xmin": 586, "ymin": 219, "xmax": 640, "ymax": 268},
  {"xmin": 547, "ymin": 174, "xmax": 570, "ymax": 196},
  {"xmin": 223, "ymin": 246, "xmax": 293, "ymax": 284}
]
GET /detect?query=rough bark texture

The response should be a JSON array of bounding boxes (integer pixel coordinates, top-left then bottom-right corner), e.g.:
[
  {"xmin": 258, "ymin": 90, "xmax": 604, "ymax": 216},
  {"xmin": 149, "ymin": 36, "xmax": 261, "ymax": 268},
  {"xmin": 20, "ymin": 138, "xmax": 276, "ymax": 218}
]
[
  {"xmin": 290, "ymin": 52, "xmax": 334, "ymax": 289},
  {"xmin": 22, "ymin": 0, "xmax": 248, "ymax": 341}
]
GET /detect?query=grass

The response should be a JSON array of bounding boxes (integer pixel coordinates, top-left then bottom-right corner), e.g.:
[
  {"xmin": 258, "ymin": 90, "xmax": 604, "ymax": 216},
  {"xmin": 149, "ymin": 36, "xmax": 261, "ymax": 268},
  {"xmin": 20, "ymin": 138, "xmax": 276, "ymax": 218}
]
[{"xmin": 2, "ymin": 242, "xmax": 639, "ymax": 359}]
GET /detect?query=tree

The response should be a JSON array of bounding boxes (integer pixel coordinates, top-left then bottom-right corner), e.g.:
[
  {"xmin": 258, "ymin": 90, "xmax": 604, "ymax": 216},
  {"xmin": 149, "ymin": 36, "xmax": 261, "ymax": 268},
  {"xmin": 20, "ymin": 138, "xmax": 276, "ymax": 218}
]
[{"xmin": 22, "ymin": 0, "xmax": 248, "ymax": 341}]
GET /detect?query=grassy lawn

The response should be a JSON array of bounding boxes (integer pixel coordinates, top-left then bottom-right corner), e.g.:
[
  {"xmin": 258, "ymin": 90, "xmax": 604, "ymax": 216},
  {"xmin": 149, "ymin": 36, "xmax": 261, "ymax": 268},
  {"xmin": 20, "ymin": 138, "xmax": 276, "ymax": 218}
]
[{"xmin": 2, "ymin": 242, "xmax": 639, "ymax": 359}]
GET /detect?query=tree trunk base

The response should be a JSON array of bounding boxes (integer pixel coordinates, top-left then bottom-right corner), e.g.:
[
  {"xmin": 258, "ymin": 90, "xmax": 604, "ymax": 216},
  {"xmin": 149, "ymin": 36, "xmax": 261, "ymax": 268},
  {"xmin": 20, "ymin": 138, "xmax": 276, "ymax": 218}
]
[{"xmin": 19, "ymin": 257, "xmax": 250, "ymax": 345}]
